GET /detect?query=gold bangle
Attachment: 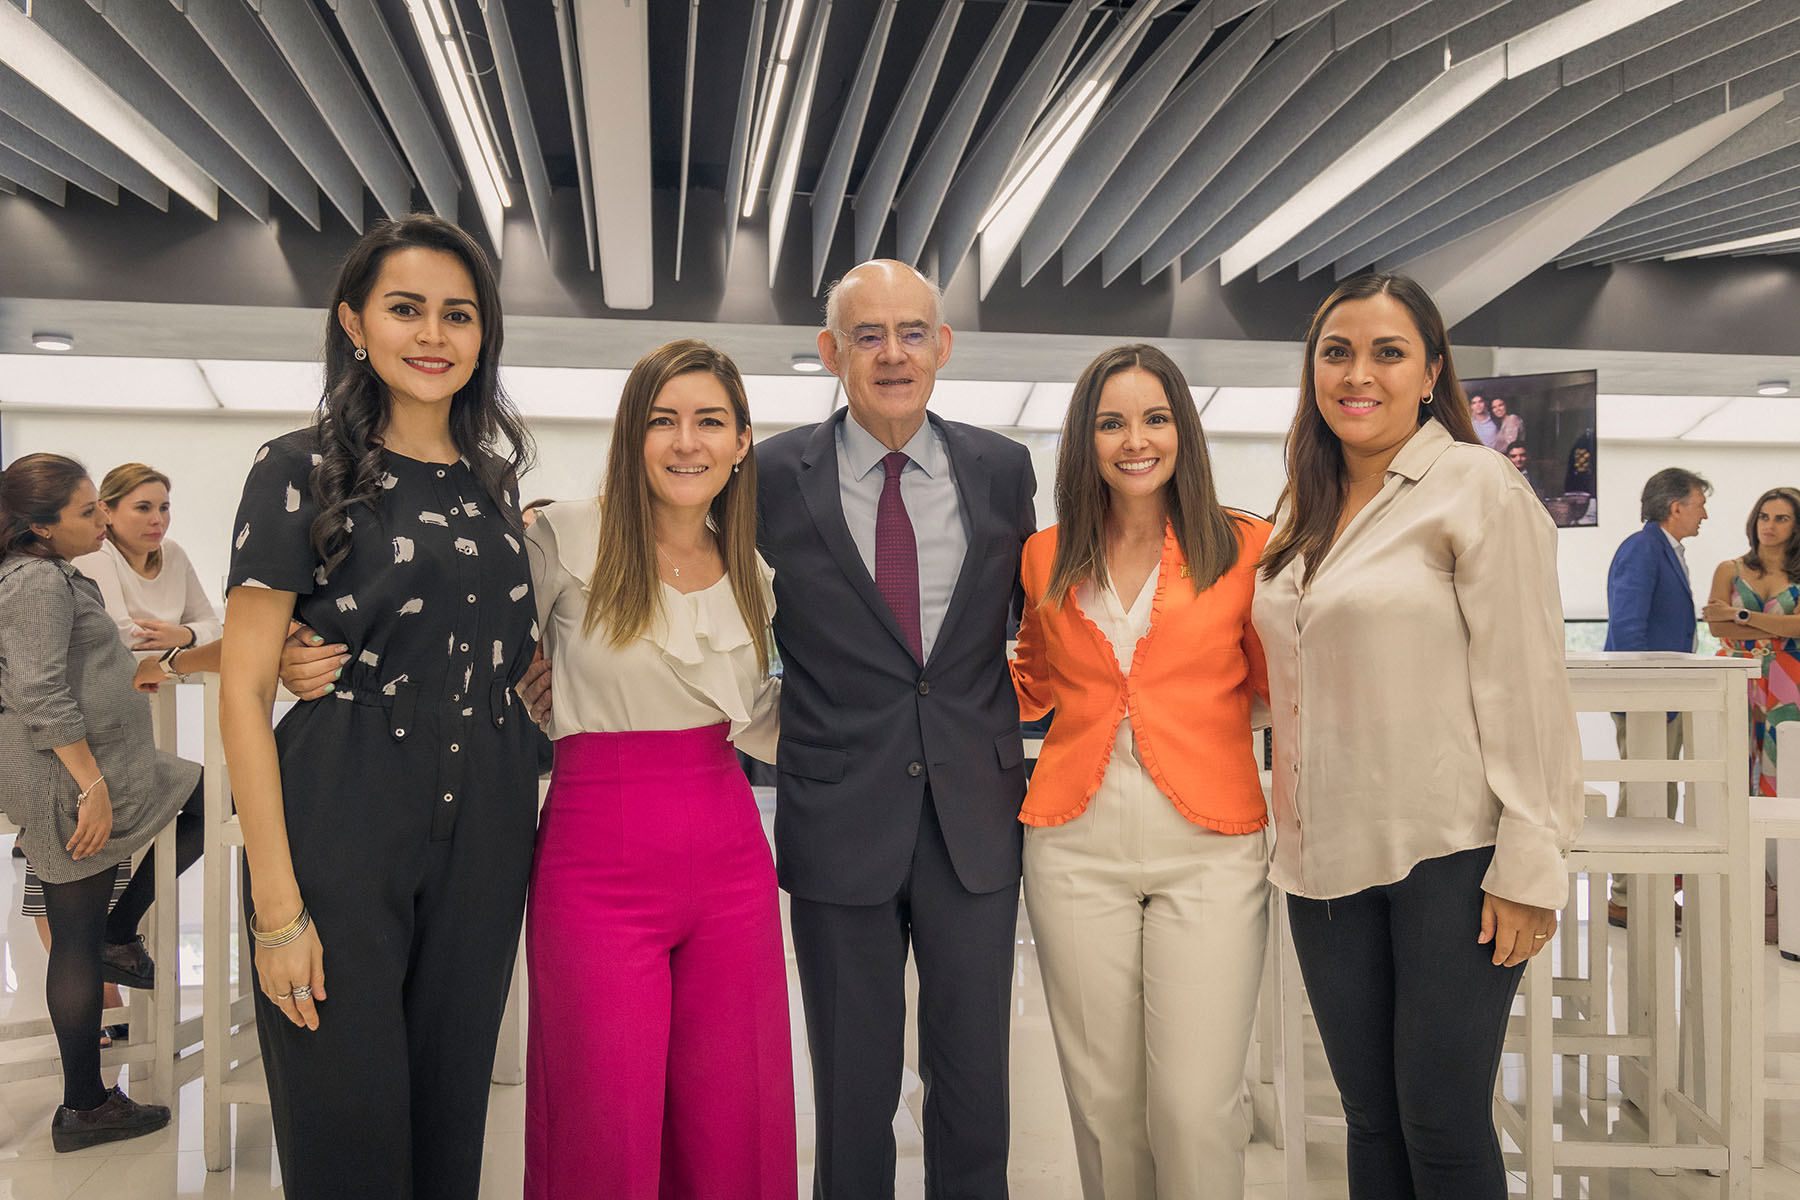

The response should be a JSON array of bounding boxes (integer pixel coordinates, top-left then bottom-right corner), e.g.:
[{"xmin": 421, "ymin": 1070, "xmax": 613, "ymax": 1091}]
[{"xmin": 251, "ymin": 905, "xmax": 308, "ymax": 946}]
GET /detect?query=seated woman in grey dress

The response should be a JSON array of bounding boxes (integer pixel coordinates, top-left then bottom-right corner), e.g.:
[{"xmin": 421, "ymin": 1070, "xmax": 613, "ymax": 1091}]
[{"xmin": 0, "ymin": 453, "xmax": 204, "ymax": 1151}]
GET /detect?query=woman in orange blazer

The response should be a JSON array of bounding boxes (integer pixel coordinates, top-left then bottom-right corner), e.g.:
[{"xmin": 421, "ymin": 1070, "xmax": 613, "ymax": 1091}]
[{"xmin": 1012, "ymin": 343, "xmax": 1271, "ymax": 1200}]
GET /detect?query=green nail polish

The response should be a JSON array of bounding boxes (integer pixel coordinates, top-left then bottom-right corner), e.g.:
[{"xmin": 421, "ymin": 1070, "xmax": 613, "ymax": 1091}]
[
  {"xmin": 309, "ymin": 635, "xmax": 324, "ymax": 645},
  {"xmin": 323, "ymin": 683, "xmax": 335, "ymax": 694},
  {"xmin": 333, "ymin": 667, "xmax": 342, "ymax": 679}
]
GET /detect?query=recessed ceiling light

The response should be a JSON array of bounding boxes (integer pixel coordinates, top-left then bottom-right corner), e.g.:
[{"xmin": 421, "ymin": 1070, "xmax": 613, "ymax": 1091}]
[
  {"xmin": 1758, "ymin": 380, "xmax": 1791, "ymax": 396},
  {"xmin": 790, "ymin": 353, "xmax": 824, "ymax": 373},
  {"xmin": 31, "ymin": 332, "xmax": 73, "ymax": 352}
]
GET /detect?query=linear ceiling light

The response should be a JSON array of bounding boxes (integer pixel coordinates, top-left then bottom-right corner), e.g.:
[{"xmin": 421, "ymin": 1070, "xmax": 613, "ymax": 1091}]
[
  {"xmin": 0, "ymin": 5, "xmax": 217, "ymax": 217},
  {"xmin": 405, "ymin": 0, "xmax": 511, "ymax": 247},
  {"xmin": 1664, "ymin": 225, "xmax": 1800, "ymax": 260},
  {"xmin": 1216, "ymin": 0, "xmax": 1686, "ymax": 284},
  {"xmin": 742, "ymin": 0, "xmax": 808, "ymax": 219}
]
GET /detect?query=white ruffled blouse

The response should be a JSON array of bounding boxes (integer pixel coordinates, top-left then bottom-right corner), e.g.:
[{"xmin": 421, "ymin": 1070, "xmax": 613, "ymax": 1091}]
[{"xmin": 524, "ymin": 498, "xmax": 780, "ymax": 763}]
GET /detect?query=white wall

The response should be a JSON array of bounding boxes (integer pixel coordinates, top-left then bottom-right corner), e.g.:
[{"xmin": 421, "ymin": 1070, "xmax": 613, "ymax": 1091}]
[{"xmin": 4, "ymin": 409, "xmax": 1792, "ymax": 626}]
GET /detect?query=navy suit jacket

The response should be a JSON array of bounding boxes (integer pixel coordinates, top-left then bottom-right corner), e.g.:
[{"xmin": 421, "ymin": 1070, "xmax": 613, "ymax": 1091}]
[
  {"xmin": 1603, "ymin": 521, "xmax": 1696, "ymax": 652},
  {"xmin": 756, "ymin": 410, "xmax": 1036, "ymax": 905}
]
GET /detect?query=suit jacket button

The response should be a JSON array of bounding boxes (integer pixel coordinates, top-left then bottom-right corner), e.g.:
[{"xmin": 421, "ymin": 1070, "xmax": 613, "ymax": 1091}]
[
  {"xmin": 917, "ymin": 680, "xmax": 931, "ymax": 696},
  {"xmin": 907, "ymin": 761, "xmax": 923, "ymax": 777}
]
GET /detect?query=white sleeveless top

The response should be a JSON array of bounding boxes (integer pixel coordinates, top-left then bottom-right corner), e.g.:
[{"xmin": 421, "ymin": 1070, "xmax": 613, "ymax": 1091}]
[{"xmin": 524, "ymin": 499, "xmax": 779, "ymax": 763}]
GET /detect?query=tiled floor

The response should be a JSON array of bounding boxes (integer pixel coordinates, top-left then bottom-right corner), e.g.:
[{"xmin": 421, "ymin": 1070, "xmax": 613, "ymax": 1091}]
[{"xmin": 4, "ymin": 842, "xmax": 1800, "ymax": 1196}]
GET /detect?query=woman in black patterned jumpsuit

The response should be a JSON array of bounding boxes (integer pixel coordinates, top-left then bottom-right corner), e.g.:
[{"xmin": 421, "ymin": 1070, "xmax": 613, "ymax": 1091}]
[{"xmin": 219, "ymin": 215, "xmax": 539, "ymax": 1199}]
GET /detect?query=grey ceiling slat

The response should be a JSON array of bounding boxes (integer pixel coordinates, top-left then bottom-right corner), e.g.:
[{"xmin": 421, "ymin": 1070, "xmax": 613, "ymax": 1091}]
[
  {"xmin": 0, "ymin": 141, "xmax": 66, "ymax": 205},
  {"xmin": 852, "ymin": 1, "xmax": 961, "ymax": 264},
  {"xmin": 1567, "ymin": 180, "xmax": 1800, "ymax": 263},
  {"xmin": 765, "ymin": 0, "xmax": 833, "ymax": 285},
  {"xmin": 1269, "ymin": 0, "xmax": 1349, "ymax": 39},
  {"xmin": 1387, "ymin": 0, "xmax": 1509, "ymax": 58},
  {"xmin": 0, "ymin": 109, "xmax": 116, "ymax": 203},
  {"xmin": 1091, "ymin": 12, "xmax": 1319, "ymax": 286},
  {"xmin": 1562, "ymin": 0, "xmax": 1763, "ymax": 85},
  {"xmin": 1297, "ymin": 66, "xmax": 1628, "ymax": 278},
  {"xmin": 80, "ymin": 0, "xmax": 314, "ymax": 224},
  {"xmin": 720, "ymin": 0, "xmax": 765, "ymax": 277},
  {"xmin": 894, "ymin": 0, "xmax": 1027, "ymax": 266},
  {"xmin": 931, "ymin": 0, "xmax": 1097, "ymax": 289},
  {"xmin": 176, "ymin": 0, "xmax": 364, "ymax": 228},
  {"xmin": 1174, "ymin": 41, "xmax": 1448, "ymax": 281},
  {"xmin": 1444, "ymin": 0, "xmax": 1587, "ymax": 64},
  {"xmin": 551, "ymin": 0, "xmax": 599, "ymax": 271},
  {"xmin": 1564, "ymin": 158, "xmax": 1800, "ymax": 259},
  {"xmin": 0, "ymin": 175, "xmax": 15, "ymax": 196},
  {"xmin": 0, "ymin": 64, "xmax": 168, "ymax": 209},
  {"xmin": 1057, "ymin": 6, "xmax": 1272, "ymax": 283},
  {"xmin": 480, "ymin": 0, "xmax": 556, "ymax": 258},
  {"xmin": 24, "ymin": 0, "xmax": 272, "ymax": 221},
  {"xmin": 1126, "ymin": 23, "xmax": 1391, "ymax": 283},
  {"xmin": 1372, "ymin": 65, "xmax": 1800, "ymax": 274},
  {"xmin": 1623, "ymin": 205, "xmax": 1800, "ymax": 260},
  {"xmin": 1626, "ymin": 2, "xmax": 1800, "ymax": 96},
  {"xmin": 811, "ymin": 0, "xmax": 897, "ymax": 293},
  {"xmin": 675, "ymin": 0, "xmax": 700, "ymax": 279},
  {"xmin": 1730, "ymin": 236, "xmax": 1800, "ymax": 257},
  {"xmin": 329, "ymin": 0, "xmax": 460, "ymax": 222},
  {"xmin": 1342, "ymin": 78, "xmax": 1694, "ymax": 273},
  {"xmin": 1017, "ymin": 0, "xmax": 1213, "ymax": 285},
  {"xmin": 1259, "ymin": 63, "xmax": 1561, "ymax": 279},
  {"xmin": 253, "ymin": 0, "xmax": 413, "ymax": 221},
  {"xmin": 570, "ymin": 0, "xmax": 655, "ymax": 308},
  {"xmin": 1637, "ymin": 92, "xmax": 1800, "ymax": 202},
  {"xmin": 1598, "ymin": 192, "xmax": 1800, "ymax": 262},
  {"xmin": 1331, "ymin": 0, "xmax": 1437, "ymax": 50}
]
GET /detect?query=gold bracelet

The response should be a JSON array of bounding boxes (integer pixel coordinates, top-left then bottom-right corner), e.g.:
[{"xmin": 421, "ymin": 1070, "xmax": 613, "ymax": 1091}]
[{"xmin": 251, "ymin": 905, "xmax": 310, "ymax": 947}]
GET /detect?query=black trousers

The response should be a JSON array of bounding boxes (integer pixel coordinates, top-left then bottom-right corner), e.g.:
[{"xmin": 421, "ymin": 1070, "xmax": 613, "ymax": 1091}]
[
  {"xmin": 1286, "ymin": 846, "xmax": 1526, "ymax": 1200},
  {"xmin": 789, "ymin": 793, "xmax": 1018, "ymax": 1200},
  {"xmin": 248, "ymin": 762, "xmax": 535, "ymax": 1199}
]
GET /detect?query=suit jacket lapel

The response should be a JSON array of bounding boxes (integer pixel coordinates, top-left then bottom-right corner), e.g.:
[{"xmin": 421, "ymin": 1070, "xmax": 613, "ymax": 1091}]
[
  {"xmin": 1650, "ymin": 523, "xmax": 1688, "ymax": 590},
  {"xmin": 929, "ymin": 415, "xmax": 990, "ymax": 667},
  {"xmin": 798, "ymin": 410, "xmax": 917, "ymax": 657}
]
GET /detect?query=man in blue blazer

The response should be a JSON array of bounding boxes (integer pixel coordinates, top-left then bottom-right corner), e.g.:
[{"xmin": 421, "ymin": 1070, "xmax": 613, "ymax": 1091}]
[
  {"xmin": 1603, "ymin": 466, "xmax": 1710, "ymax": 925},
  {"xmin": 757, "ymin": 260, "xmax": 1035, "ymax": 1197}
]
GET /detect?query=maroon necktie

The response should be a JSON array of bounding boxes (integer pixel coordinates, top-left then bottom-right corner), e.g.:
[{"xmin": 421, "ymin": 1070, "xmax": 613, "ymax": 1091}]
[{"xmin": 875, "ymin": 451, "xmax": 923, "ymax": 662}]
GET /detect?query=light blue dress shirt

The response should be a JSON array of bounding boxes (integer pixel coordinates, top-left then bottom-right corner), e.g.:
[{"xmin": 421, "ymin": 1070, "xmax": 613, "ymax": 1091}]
[{"xmin": 836, "ymin": 411, "xmax": 970, "ymax": 661}]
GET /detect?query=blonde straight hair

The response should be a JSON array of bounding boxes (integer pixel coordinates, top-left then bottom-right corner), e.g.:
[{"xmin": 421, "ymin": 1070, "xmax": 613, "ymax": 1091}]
[
  {"xmin": 98, "ymin": 462, "xmax": 173, "ymax": 574},
  {"xmin": 582, "ymin": 340, "xmax": 770, "ymax": 673}
]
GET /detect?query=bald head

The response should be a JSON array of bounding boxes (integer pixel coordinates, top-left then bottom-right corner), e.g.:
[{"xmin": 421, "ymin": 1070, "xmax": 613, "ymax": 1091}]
[{"xmin": 824, "ymin": 259, "xmax": 944, "ymax": 337}]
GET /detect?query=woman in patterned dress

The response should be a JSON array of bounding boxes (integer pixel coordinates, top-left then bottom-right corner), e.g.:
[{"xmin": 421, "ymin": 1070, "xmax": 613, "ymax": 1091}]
[
  {"xmin": 219, "ymin": 214, "xmax": 540, "ymax": 1199},
  {"xmin": 1704, "ymin": 486, "xmax": 1800, "ymax": 795}
]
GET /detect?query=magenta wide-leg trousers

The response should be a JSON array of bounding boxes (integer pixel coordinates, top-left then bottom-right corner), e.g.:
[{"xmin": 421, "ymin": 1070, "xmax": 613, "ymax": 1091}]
[{"xmin": 524, "ymin": 725, "xmax": 796, "ymax": 1200}]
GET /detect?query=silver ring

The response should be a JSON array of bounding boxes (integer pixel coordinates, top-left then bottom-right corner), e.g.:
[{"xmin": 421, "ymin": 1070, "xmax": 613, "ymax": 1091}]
[{"xmin": 290, "ymin": 984, "xmax": 313, "ymax": 1000}]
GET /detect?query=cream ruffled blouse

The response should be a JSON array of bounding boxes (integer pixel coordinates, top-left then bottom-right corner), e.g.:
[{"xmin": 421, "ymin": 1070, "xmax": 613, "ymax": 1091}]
[{"xmin": 524, "ymin": 498, "xmax": 780, "ymax": 763}]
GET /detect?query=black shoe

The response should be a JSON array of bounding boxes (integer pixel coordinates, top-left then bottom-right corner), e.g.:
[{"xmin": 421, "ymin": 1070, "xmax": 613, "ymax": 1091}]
[
  {"xmin": 51, "ymin": 1086, "xmax": 170, "ymax": 1152},
  {"xmin": 100, "ymin": 937, "xmax": 154, "ymax": 990},
  {"xmin": 103, "ymin": 1023, "xmax": 129, "ymax": 1044}
]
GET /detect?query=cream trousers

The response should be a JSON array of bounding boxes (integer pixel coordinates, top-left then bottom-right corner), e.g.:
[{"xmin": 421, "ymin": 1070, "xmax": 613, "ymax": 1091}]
[{"xmin": 1023, "ymin": 776, "xmax": 1270, "ymax": 1200}]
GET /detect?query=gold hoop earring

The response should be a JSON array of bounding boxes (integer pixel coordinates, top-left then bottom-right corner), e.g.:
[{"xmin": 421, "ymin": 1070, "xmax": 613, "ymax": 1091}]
[{"xmin": 1420, "ymin": 393, "xmax": 1433, "ymax": 405}]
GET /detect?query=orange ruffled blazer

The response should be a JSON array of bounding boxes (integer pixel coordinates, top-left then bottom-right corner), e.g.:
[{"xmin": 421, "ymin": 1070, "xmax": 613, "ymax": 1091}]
[{"xmin": 1011, "ymin": 515, "xmax": 1272, "ymax": 833}]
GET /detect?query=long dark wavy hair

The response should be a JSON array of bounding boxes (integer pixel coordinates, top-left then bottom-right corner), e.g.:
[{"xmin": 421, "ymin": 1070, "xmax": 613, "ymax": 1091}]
[
  {"xmin": 1260, "ymin": 273, "xmax": 1477, "ymax": 585},
  {"xmin": 311, "ymin": 213, "xmax": 532, "ymax": 576},
  {"xmin": 1744, "ymin": 485, "xmax": 1800, "ymax": 578},
  {"xmin": 585, "ymin": 340, "xmax": 770, "ymax": 674},
  {"xmin": 0, "ymin": 453, "xmax": 89, "ymax": 559},
  {"xmin": 1044, "ymin": 343, "xmax": 1248, "ymax": 608}
]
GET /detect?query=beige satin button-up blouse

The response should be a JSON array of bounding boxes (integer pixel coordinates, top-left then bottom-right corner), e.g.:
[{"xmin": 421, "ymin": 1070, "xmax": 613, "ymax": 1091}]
[{"xmin": 1251, "ymin": 420, "xmax": 1584, "ymax": 909}]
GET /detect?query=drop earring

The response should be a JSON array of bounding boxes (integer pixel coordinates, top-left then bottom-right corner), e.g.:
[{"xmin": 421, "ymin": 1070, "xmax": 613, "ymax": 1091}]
[{"xmin": 354, "ymin": 346, "xmax": 368, "ymax": 361}]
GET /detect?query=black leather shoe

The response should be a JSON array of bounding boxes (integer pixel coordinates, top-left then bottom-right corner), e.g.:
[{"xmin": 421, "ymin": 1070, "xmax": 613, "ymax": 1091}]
[
  {"xmin": 51, "ymin": 1086, "xmax": 170, "ymax": 1152},
  {"xmin": 100, "ymin": 937, "xmax": 154, "ymax": 990}
]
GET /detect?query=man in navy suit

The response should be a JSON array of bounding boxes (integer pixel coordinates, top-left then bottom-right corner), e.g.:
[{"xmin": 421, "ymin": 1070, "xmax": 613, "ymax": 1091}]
[
  {"xmin": 1603, "ymin": 466, "xmax": 1710, "ymax": 926},
  {"xmin": 757, "ymin": 260, "xmax": 1035, "ymax": 1198}
]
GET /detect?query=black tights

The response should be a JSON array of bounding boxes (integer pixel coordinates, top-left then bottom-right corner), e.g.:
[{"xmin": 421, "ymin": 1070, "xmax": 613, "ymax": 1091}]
[
  {"xmin": 38, "ymin": 780, "xmax": 204, "ymax": 1111},
  {"xmin": 1286, "ymin": 846, "xmax": 1527, "ymax": 1200}
]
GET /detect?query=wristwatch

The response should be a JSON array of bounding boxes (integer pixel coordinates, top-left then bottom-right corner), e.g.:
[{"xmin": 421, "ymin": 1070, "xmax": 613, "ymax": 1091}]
[
  {"xmin": 158, "ymin": 646, "xmax": 188, "ymax": 681},
  {"xmin": 1736, "ymin": 608, "xmax": 1752, "ymax": 625}
]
